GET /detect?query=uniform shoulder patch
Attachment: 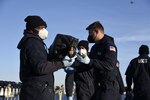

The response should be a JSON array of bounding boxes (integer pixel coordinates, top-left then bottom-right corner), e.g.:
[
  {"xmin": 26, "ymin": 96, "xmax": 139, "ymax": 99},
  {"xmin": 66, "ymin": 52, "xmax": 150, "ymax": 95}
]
[{"xmin": 109, "ymin": 46, "xmax": 116, "ymax": 52}]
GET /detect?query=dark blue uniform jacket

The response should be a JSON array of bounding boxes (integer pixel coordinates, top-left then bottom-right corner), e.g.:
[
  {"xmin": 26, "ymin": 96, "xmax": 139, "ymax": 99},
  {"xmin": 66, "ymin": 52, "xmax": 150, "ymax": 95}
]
[
  {"xmin": 65, "ymin": 60, "xmax": 95, "ymax": 100},
  {"xmin": 89, "ymin": 34, "xmax": 118, "ymax": 84},
  {"xmin": 125, "ymin": 54, "xmax": 150, "ymax": 100},
  {"xmin": 17, "ymin": 30, "xmax": 63, "ymax": 100}
]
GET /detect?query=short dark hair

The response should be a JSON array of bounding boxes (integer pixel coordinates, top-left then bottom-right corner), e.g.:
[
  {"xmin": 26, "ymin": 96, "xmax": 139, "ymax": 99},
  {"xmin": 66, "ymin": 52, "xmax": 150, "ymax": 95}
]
[
  {"xmin": 139, "ymin": 45, "xmax": 149, "ymax": 55},
  {"xmin": 86, "ymin": 21, "xmax": 104, "ymax": 32}
]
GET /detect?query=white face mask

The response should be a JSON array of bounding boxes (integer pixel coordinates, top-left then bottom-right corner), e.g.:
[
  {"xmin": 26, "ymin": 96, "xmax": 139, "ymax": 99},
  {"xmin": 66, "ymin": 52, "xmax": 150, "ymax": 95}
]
[
  {"xmin": 78, "ymin": 48, "xmax": 87, "ymax": 56},
  {"xmin": 38, "ymin": 28, "xmax": 48, "ymax": 40}
]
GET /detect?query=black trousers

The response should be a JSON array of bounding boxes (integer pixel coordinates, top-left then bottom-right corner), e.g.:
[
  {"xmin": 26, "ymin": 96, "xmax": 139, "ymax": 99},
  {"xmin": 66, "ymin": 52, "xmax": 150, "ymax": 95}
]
[
  {"xmin": 95, "ymin": 80, "xmax": 120, "ymax": 100},
  {"xmin": 20, "ymin": 82, "xmax": 54, "ymax": 100}
]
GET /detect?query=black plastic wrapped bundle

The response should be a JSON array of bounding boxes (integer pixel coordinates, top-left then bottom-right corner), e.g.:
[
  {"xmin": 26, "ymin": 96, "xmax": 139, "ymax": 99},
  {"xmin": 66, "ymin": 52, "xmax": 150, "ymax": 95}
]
[{"xmin": 48, "ymin": 34, "xmax": 78, "ymax": 61}]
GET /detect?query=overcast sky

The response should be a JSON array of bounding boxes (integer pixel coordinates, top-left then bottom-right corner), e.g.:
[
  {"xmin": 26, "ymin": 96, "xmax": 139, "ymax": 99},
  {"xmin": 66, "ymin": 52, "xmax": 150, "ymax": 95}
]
[{"xmin": 0, "ymin": 0, "xmax": 150, "ymax": 86}]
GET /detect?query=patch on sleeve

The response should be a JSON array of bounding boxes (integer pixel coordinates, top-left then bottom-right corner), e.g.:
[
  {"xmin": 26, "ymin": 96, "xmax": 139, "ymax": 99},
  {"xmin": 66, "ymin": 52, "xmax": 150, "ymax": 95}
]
[{"xmin": 109, "ymin": 46, "xmax": 116, "ymax": 52}]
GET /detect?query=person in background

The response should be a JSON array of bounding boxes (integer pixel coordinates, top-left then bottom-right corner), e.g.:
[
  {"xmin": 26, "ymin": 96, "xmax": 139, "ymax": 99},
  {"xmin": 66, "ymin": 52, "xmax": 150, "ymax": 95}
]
[
  {"xmin": 65, "ymin": 73, "xmax": 74, "ymax": 100},
  {"xmin": 125, "ymin": 45, "xmax": 150, "ymax": 100},
  {"xmin": 77, "ymin": 21, "xmax": 119, "ymax": 100},
  {"xmin": 65, "ymin": 40, "xmax": 95, "ymax": 100},
  {"xmin": 17, "ymin": 15, "xmax": 74, "ymax": 100}
]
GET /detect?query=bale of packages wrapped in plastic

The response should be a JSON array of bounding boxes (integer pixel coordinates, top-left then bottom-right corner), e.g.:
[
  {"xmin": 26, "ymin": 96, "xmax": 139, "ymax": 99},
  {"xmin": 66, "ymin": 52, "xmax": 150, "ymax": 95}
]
[{"xmin": 48, "ymin": 33, "xmax": 79, "ymax": 61}]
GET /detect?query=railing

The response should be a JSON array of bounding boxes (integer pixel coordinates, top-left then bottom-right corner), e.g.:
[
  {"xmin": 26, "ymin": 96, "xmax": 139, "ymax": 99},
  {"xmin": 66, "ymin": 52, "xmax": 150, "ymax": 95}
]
[
  {"xmin": 1, "ymin": 81, "xmax": 127, "ymax": 100},
  {"xmin": 0, "ymin": 81, "xmax": 21, "ymax": 100},
  {"xmin": 0, "ymin": 81, "xmax": 72, "ymax": 100}
]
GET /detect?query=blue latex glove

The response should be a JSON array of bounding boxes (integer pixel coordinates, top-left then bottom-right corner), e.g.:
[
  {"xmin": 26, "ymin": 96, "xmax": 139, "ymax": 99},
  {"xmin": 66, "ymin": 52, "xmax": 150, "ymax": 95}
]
[
  {"xmin": 64, "ymin": 67, "xmax": 76, "ymax": 74},
  {"xmin": 63, "ymin": 55, "xmax": 76, "ymax": 67},
  {"xmin": 68, "ymin": 96, "xmax": 73, "ymax": 100},
  {"xmin": 76, "ymin": 54, "xmax": 90, "ymax": 64}
]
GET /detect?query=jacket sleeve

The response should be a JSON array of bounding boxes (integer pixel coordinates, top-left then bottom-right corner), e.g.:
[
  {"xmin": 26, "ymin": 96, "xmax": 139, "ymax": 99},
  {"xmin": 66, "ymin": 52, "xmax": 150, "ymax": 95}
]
[
  {"xmin": 73, "ymin": 60, "xmax": 92, "ymax": 72},
  {"xmin": 65, "ymin": 73, "xmax": 74, "ymax": 97},
  {"xmin": 26, "ymin": 38, "xmax": 64, "ymax": 75},
  {"xmin": 125, "ymin": 62, "xmax": 133, "ymax": 91},
  {"xmin": 89, "ymin": 44, "xmax": 117, "ymax": 71},
  {"xmin": 116, "ymin": 68, "xmax": 125, "ymax": 94}
]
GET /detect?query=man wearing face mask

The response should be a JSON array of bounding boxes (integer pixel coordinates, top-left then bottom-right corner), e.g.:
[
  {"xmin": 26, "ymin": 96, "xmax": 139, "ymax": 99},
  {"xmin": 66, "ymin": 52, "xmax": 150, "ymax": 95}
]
[
  {"xmin": 65, "ymin": 40, "xmax": 95, "ymax": 100},
  {"xmin": 17, "ymin": 15, "xmax": 74, "ymax": 100},
  {"xmin": 77, "ymin": 21, "xmax": 119, "ymax": 100}
]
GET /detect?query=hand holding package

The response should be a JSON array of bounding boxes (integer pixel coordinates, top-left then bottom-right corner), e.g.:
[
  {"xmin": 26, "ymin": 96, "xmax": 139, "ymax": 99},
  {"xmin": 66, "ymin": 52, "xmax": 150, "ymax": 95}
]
[
  {"xmin": 63, "ymin": 55, "xmax": 76, "ymax": 67},
  {"xmin": 77, "ymin": 54, "xmax": 90, "ymax": 64}
]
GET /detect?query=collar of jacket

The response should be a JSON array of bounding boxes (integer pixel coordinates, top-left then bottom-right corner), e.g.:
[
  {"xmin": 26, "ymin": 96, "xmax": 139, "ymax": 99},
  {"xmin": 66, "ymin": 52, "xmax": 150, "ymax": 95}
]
[
  {"xmin": 17, "ymin": 30, "xmax": 43, "ymax": 49},
  {"xmin": 96, "ymin": 34, "xmax": 114, "ymax": 44}
]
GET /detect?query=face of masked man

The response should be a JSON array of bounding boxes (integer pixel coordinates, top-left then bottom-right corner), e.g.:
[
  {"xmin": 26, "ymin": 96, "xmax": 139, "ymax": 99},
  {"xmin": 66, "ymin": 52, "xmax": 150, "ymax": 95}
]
[
  {"xmin": 38, "ymin": 28, "xmax": 48, "ymax": 40},
  {"xmin": 78, "ymin": 46, "xmax": 87, "ymax": 57},
  {"xmin": 87, "ymin": 29, "xmax": 98, "ymax": 43},
  {"xmin": 35, "ymin": 26, "xmax": 49, "ymax": 40}
]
